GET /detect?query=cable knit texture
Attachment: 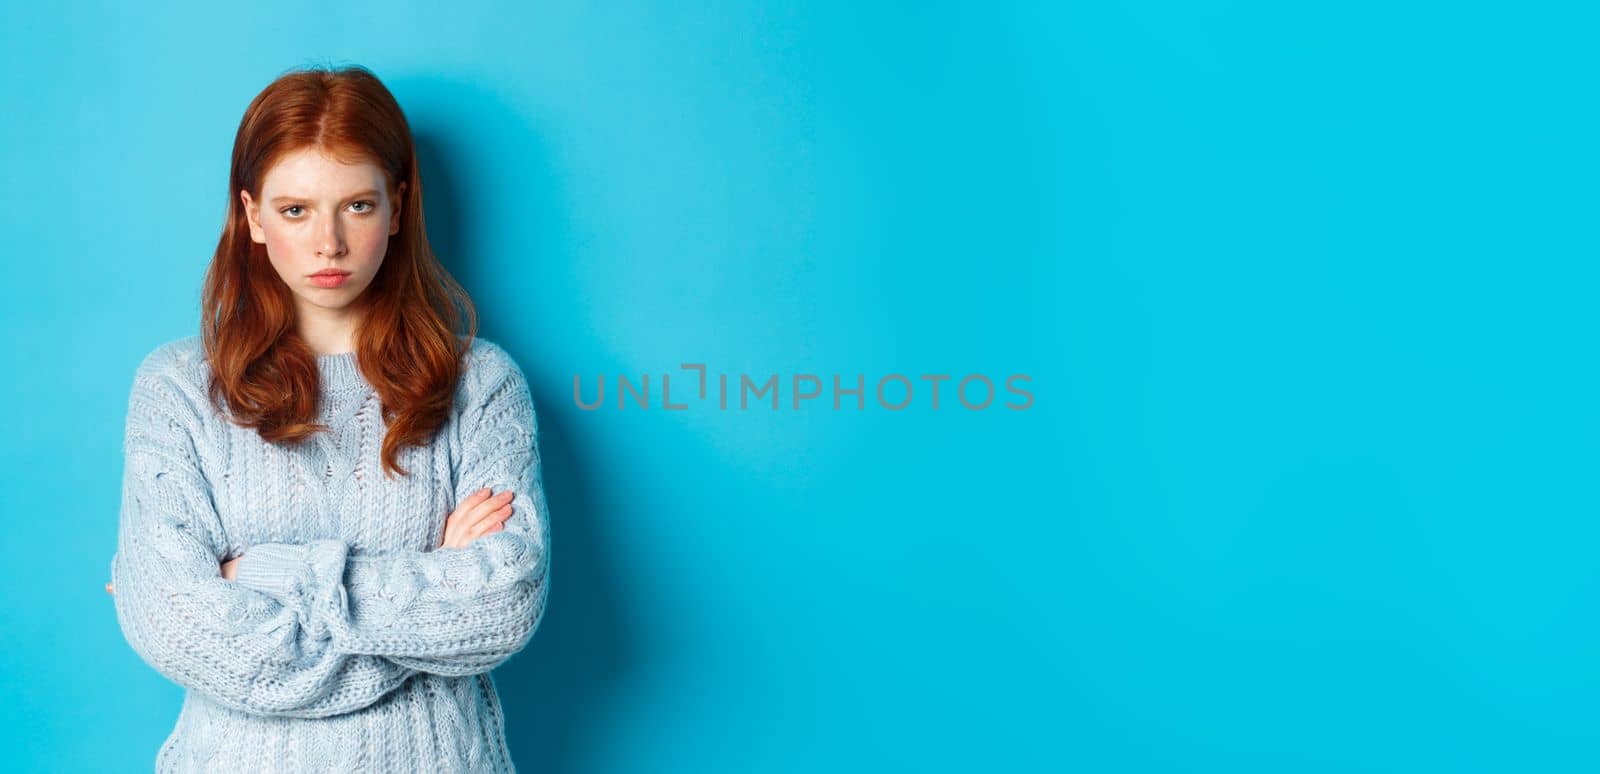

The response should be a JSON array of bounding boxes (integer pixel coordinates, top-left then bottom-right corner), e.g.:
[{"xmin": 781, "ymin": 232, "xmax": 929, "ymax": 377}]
[{"xmin": 110, "ymin": 334, "xmax": 550, "ymax": 773}]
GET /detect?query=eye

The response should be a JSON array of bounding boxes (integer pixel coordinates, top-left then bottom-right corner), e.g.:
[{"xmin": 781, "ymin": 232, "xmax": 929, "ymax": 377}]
[
  {"xmin": 281, "ymin": 205, "xmax": 305, "ymax": 217},
  {"xmin": 351, "ymin": 200, "xmax": 376, "ymax": 213}
]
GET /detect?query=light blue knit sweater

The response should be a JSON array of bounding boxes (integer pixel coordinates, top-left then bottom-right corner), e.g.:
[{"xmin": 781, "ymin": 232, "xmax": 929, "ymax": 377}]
[{"xmin": 110, "ymin": 334, "xmax": 550, "ymax": 773}]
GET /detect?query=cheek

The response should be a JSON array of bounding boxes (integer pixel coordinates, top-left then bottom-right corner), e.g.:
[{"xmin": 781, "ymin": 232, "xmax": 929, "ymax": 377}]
[
  {"xmin": 261, "ymin": 236, "xmax": 300, "ymax": 279},
  {"xmin": 351, "ymin": 226, "xmax": 392, "ymax": 265},
  {"xmin": 261, "ymin": 226, "xmax": 300, "ymax": 261}
]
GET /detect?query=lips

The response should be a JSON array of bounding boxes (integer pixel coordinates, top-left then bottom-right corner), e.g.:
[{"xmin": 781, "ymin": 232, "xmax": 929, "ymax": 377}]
[{"xmin": 309, "ymin": 270, "xmax": 352, "ymax": 288}]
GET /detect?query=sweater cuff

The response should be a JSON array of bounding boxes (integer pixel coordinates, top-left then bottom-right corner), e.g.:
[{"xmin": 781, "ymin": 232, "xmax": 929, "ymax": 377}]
[{"xmin": 233, "ymin": 542, "xmax": 312, "ymax": 598}]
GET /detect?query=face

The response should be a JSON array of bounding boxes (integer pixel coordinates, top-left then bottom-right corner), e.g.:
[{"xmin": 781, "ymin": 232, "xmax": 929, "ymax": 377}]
[{"xmin": 240, "ymin": 147, "xmax": 405, "ymax": 318}]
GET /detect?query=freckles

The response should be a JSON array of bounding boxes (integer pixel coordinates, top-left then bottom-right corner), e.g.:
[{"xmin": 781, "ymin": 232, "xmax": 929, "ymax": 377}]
[
  {"xmin": 264, "ymin": 233, "xmax": 298, "ymax": 261},
  {"xmin": 353, "ymin": 231, "xmax": 390, "ymax": 256}
]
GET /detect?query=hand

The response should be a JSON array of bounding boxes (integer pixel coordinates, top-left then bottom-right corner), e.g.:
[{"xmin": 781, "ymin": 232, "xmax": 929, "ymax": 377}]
[{"xmin": 440, "ymin": 488, "xmax": 515, "ymax": 550}]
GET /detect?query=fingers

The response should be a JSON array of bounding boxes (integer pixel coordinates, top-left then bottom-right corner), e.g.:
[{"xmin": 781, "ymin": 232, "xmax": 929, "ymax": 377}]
[
  {"xmin": 443, "ymin": 488, "xmax": 495, "ymax": 547},
  {"xmin": 441, "ymin": 488, "xmax": 515, "ymax": 549},
  {"xmin": 468, "ymin": 497, "xmax": 515, "ymax": 541},
  {"xmin": 105, "ymin": 582, "xmax": 114, "ymax": 595},
  {"xmin": 459, "ymin": 490, "xmax": 515, "ymax": 541}
]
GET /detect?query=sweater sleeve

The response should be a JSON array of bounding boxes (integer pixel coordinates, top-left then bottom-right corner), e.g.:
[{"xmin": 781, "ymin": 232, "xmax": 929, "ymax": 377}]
[
  {"xmin": 110, "ymin": 360, "xmax": 420, "ymax": 718},
  {"xmin": 231, "ymin": 351, "xmax": 550, "ymax": 677}
]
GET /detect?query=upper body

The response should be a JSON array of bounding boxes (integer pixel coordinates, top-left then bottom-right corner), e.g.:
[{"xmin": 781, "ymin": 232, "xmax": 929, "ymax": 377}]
[{"xmin": 110, "ymin": 333, "xmax": 550, "ymax": 773}]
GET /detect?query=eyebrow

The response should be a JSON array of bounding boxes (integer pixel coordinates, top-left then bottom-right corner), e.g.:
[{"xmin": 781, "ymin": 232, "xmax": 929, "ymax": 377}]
[{"xmin": 268, "ymin": 189, "xmax": 381, "ymax": 205}]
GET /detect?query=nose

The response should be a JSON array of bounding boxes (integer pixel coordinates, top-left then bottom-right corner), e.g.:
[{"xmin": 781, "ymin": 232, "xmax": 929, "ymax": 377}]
[{"xmin": 316, "ymin": 215, "xmax": 348, "ymax": 259}]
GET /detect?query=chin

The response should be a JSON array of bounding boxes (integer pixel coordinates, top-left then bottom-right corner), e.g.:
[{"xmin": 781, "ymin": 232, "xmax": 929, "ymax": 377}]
[{"xmin": 300, "ymin": 291, "xmax": 365, "ymax": 310}]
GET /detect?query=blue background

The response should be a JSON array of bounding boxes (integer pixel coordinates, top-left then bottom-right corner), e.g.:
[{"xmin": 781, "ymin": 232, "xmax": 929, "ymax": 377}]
[{"xmin": 2, "ymin": 1, "xmax": 1594, "ymax": 772}]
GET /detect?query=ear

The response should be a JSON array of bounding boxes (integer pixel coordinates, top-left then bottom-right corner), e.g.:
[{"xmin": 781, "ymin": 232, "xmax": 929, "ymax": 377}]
[
  {"xmin": 389, "ymin": 181, "xmax": 406, "ymax": 236},
  {"xmin": 239, "ymin": 190, "xmax": 266, "ymax": 244}
]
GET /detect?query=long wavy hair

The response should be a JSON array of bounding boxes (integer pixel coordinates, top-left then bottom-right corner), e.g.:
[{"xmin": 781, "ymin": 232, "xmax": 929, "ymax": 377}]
[{"xmin": 200, "ymin": 64, "xmax": 477, "ymax": 479}]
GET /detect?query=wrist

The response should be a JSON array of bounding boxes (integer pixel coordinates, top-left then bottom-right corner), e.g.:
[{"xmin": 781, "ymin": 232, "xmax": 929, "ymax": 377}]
[{"xmin": 233, "ymin": 543, "xmax": 313, "ymax": 598}]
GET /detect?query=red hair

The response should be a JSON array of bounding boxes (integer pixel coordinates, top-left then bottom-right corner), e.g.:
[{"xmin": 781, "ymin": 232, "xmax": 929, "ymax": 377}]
[{"xmin": 200, "ymin": 64, "xmax": 477, "ymax": 479}]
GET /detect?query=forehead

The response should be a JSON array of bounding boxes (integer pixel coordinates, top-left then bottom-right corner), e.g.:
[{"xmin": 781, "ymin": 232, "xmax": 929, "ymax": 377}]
[{"xmin": 260, "ymin": 148, "xmax": 386, "ymax": 196}]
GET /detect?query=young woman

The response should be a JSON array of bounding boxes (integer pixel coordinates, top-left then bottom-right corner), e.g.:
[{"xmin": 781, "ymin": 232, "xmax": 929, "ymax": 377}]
[{"xmin": 107, "ymin": 65, "xmax": 550, "ymax": 773}]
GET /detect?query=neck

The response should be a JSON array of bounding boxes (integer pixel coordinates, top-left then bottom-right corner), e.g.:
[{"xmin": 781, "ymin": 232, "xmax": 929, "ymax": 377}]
[{"xmin": 295, "ymin": 301, "xmax": 363, "ymax": 356}]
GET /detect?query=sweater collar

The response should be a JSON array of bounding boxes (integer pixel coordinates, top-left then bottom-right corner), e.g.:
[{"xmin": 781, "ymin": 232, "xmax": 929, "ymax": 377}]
[{"xmin": 316, "ymin": 351, "xmax": 366, "ymax": 391}]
